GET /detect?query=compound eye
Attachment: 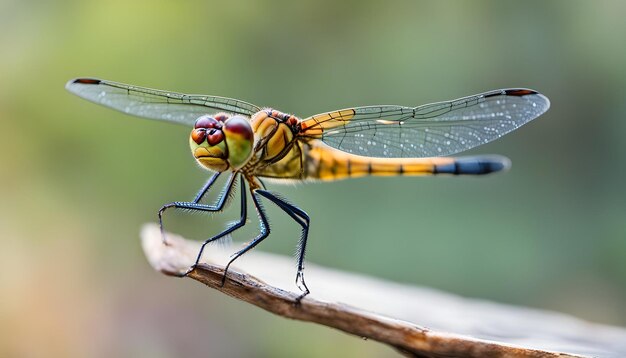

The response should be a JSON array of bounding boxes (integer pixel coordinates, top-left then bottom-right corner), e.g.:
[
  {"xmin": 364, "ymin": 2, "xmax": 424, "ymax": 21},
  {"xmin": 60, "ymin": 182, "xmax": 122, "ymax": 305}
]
[
  {"xmin": 191, "ymin": 128, "xmax": 207, "ymax": 144},
  {"xmin": 223, "ymin": 116, "xmax": 253, "ymax": 141},
  {"xmin": 206, "ymin": 129, "xmax": 225, "ymax": 146},
  {"xmin": 192, "ymin": 116, "xmax": 227, "ymax": 146},
  {"xmin": 223, "ymin": 116, "xmax": 254, "ymax": 169},
  {"xmin": 194, "ymin": 115, "xmax": 223, "ymax": 129}
]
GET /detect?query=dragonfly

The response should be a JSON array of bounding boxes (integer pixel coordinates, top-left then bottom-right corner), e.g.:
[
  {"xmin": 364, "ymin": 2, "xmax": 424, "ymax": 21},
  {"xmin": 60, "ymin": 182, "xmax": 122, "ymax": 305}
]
[{"xmin": 66, "ymin": 78, "xmax": 550, "ymax": 300}]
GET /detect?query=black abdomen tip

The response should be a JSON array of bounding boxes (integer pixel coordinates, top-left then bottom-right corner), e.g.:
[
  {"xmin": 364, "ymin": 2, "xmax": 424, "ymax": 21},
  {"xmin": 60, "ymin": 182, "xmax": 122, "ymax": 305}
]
[{"xmin": 435, "ymin": 156, "xmax": 511, "ymax": 175}]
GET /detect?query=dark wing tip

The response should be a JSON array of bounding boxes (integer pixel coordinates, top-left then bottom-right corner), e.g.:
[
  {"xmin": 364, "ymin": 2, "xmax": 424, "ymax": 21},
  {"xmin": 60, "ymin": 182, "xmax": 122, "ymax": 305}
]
[
  {"xmin": 65, "ymin": 78, "xmax": 102, "ymax": 90},
  {"xmin": 484, "ymin": 88, "xmax": 539, "ymax": 98},
  {"xmin": 503, "ymin": 89, "xmax": 538, "ymax": 96},
  {"xmin": 73, "ymin": 78, "xmax": 101, "ymax": 85}
]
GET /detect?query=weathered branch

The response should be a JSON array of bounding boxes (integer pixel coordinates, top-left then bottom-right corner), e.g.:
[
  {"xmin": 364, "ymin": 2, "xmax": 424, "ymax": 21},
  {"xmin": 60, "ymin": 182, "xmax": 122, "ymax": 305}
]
[{"xmin": 141, "ymin": 224, "xmax": 626, "ymax": 358}]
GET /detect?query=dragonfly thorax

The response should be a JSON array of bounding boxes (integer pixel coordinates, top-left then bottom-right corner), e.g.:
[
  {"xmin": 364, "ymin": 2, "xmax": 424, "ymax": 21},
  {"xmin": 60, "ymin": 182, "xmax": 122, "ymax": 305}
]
[
  {"xmin": 250, "ymin": 109, "xmax": 299, "ymax": 162},
  {"xmin": 189, "ymin": 113, "xmax": 253, "ymax": 172}
]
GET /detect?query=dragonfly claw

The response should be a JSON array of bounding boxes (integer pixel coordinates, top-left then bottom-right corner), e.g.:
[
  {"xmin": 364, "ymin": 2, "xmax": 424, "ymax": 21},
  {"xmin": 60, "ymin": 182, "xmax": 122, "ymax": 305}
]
[
  {"xmin": 180, "ymin": 265, "xmax": 196, "ymax": 277},
  {"xmin": 158, "ymin": 203, "xmax": 176, "ymax": 246},
  {"xmin": 221, "ymin": 260, "xmax": 234, "ymax": 288},
  {"xmin": 295, "ymin": 271, "xmax": 310, "ymax": 304}
]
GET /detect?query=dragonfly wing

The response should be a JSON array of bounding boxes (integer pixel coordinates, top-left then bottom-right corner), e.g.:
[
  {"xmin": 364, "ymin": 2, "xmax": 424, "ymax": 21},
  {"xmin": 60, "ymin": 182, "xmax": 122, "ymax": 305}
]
[
  {"xmin": 66, "ymin": 78, "xmax": 262, "ymax": 126},
  {"xmin": 299, "ymin": 89, "xmax": 550, "ymax": 158}
]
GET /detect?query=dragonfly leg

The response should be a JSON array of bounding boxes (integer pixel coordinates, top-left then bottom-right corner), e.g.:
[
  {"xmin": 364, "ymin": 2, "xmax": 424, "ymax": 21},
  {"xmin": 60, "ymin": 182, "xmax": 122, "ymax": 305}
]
[
  {"xmin": 158, "ymin": 171, "xmax": 225, "ymax": 245},
  {"xmin": 221, "ymin": 190, "xmax": 270, "ymax": 287},
  {"xmin": 157, "ymin": 173, "xmax": 240, "ymax": 277},
  {"xmin": 256, "ymin": 190, "xmax": 310, "ymax": 302},
  {"xmin": 181, "ymin": 176, "xmax": 247, "ymax": 277},
  {"xmin": 257, "ymin": 178, "xmax": 267, "ymax": 190}
]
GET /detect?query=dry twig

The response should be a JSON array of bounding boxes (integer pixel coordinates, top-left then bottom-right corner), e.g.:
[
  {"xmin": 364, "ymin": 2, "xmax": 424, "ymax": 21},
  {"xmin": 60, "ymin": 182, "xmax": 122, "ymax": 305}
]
[{"xmin": 141, "ymin": 224, "xmax": 626, "ymax": 358}]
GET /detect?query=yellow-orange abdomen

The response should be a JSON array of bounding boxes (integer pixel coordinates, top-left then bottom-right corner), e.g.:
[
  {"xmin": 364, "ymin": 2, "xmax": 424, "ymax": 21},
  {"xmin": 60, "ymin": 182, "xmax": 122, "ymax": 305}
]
[{"xmin": 304, "ymin": 142, "xmax": 509, "ymax": 180}]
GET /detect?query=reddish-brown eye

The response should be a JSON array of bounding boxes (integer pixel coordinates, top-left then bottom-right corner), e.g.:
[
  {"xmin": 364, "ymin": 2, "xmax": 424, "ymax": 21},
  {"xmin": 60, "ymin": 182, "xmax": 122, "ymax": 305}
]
[
  {"xmin": 191, "ymin": 128, "xmax": 207, "ymax": 144},
  {"xmin": 215, "ymin": 113, "xmax": 229, "ymax": 122},
  {"xmin": 195, "ymin": 115, "xmax": 221, "ymax": 129},
  {"xmin": 207, "ymin": 129, "xmax": 225, "ymax": 146},
  {"xmin": 224, "ymin": 116, "xmax": 253, "ymax": 141}
]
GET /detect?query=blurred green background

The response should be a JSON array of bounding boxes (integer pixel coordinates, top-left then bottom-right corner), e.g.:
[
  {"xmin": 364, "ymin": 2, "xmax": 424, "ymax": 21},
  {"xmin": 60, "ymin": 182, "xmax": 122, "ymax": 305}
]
[{"xmin": 1, "ymin": 0, "xmax": 625, "ymax": 356}]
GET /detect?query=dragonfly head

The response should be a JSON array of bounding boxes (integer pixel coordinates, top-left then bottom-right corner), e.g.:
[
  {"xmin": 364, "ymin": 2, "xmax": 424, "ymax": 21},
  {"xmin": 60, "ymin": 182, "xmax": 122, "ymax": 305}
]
[{"xmin": 190, "ymin": 113, "xmax": 253, "ymax": 171}]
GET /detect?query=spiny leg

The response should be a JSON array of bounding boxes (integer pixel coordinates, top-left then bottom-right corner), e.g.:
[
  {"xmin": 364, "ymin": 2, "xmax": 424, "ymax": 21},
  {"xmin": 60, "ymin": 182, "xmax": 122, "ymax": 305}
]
[
  {"xmin": 257, "ymin": 178, "xmax": 267, "ymax": 190},
  {"xmin": 192, "ymin": 171, "xmax": 223, "ymax": 203},
  {"xmin": 221, "ymin": 189, "xmax": 270, "ymax": 287},
  {"xmin": 183, "ymin": 176, "xmax": 248, "ymax": 277},
  {"xmin": 158, "ymin": 172, "xmax": 234, "ymax": 245},
  {"xmin": 256, "ymin": 190, "xmax": 311, "ymax": 301}
]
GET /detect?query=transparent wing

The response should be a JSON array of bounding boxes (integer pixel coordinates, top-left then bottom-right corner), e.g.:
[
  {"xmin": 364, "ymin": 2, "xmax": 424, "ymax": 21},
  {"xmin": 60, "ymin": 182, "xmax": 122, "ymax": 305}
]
[
  {"xmin": 299, "ymin": 89, "xmax": 550, "ymax": 158},
  {"xmin": 66, "ymin": 78, "xmax": 262, "ymax": 126}
]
